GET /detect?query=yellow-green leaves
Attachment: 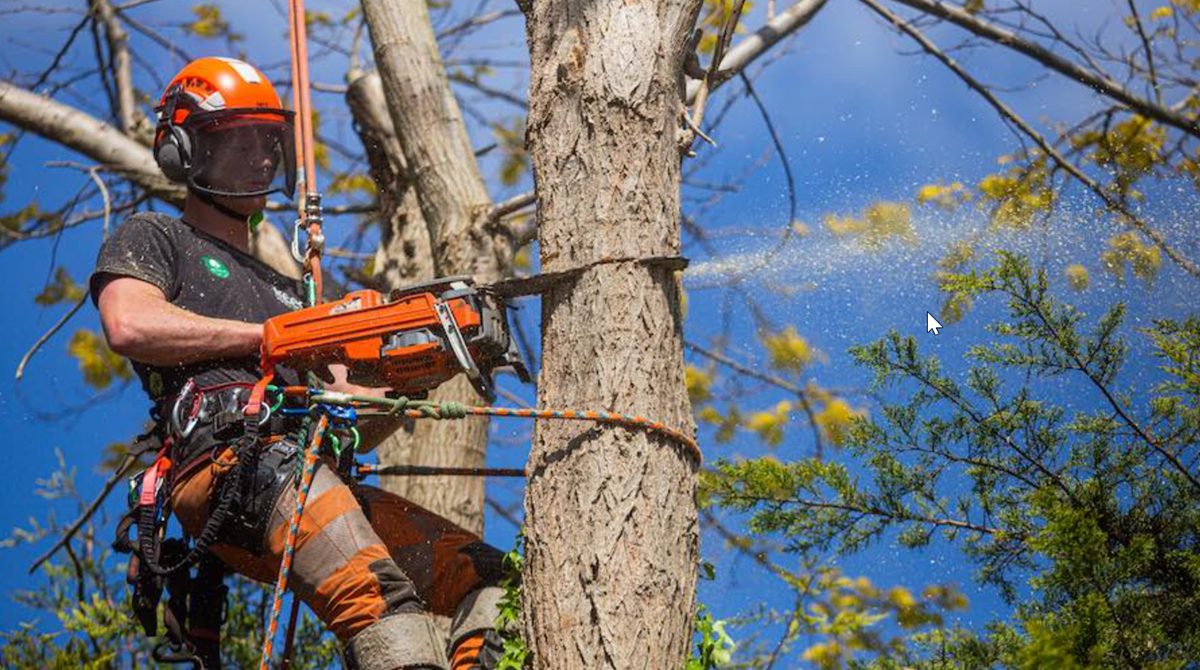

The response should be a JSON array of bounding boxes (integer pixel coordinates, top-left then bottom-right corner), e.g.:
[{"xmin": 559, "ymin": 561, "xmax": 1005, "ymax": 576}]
[
  {"xmin": 68, "ymin": 329, "xmax": 131, "ymax": 390},
  {"xmin": 794, "ymin": 567, "xmax": 967, "ymax": 669},
  {"xmin": 0, "ymin": 132, "xmax": 11, "ymax": 201},
  {"xmin": 1150, "ymin": 5, "xmax": 1174, "ymax": 19},
  {"xmin": 977, "ymin": 155, "xmax": 1053, "ymax": 228},
  {"xmin": 1101, "ymin": 232, "xmax": 1161, "ymax": 284},
  {"xmin": 327, "ymin": 173, "xmax": 377, "ymax": 197},
  {"xmin": 311, "ymin": 111, "xmax": 330, "ymax": 171},
  {"xmin": 1071, "ymin": 115, "xmax": 1166, "ymax": 199},
  {"xmin": 916, "ymin": 181, "xmax": 971, "ymax": 211},
  {"xmin": 696, "ymin": 0, "xmax": 753, "ymax": 54},
  {"xmin": 824, "ymin": 201, "xmax": 916, "ymax": 248},
  {"xmin": 761, "ymin": 326, "xmax": 816, "ymax": 373},
  {"xmin": 813, "ymin": 398, "xmax": 863, "ymax": 447},
  {"xmin": 698, "ymin": 405, "xmax": 742, "ymax": 444},
  {"xmin": 1065, "ymin": 264, "xmax": 1090, "ymax": 291},
  {"xmin": 2, "ymin": 202, "xmax": 62, "ymax": 236},
  {"xmin": 184, "ymin": 4, "xmax": 242, "ymax": 42},
  {"xmin": 686, "ymin": 364, "xmax": 715, "ymax": 403},
  {"xmin": 745, "ymin": 400, "xmax": 792, "ymax": 446},
  {"xmin": 35, "ymin": 268, "xmax": 85, "ymax": 306},
  {"xmin": 494, "ymin": 118, "xmax": 529, "ymax": 187}
]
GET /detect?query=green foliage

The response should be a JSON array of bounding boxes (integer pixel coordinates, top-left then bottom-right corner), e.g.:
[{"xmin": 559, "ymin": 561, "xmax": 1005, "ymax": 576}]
[
  {"xmin": 67, "ymin": 329, "xmax": 131, "ymax": 390},
  {"xmin": 34, "ymin": 267, "xmax": 85, "ymax": 306},
  {"xmin": 686, "ymin": 605, "xmax": 736, "ymax": 669},
  {"xmin": 495, "ymin": 533, "xmax": 529, "ymax": 670},
  {"xmin": 705, "ymin": 252, "xmax": 1200, "ymax": 667}
]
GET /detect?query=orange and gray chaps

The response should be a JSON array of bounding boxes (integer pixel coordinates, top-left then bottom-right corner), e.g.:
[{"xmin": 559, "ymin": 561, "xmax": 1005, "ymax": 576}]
[{"xmin": 170, "ymin": 442, "xmax": 507, "ymax": 670}]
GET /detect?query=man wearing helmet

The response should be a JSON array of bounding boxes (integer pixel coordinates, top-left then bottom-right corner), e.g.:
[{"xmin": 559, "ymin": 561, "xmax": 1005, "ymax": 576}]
[{"xmin": 90, "ymin": 57, "xmax": 506, "ymax": 670}]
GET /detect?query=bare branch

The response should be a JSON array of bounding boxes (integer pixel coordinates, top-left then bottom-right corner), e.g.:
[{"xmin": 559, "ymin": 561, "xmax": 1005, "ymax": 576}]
[
  {"xmin": 1123, "ymin": 0, "xmax": 1162, "ymax": 105},
  {"xmin": 436, "ymin": 9, "xmax": 521, "ymax": 40},
  {"xmin": 685, "ymin": 0, "xmax": 830, "ymax": 104},
  {"xmin": 91, "ymin": 0, "xmax": 150, "ymax": 139},
  {"xmin": 0, "ymin": 79, "xmax": 179, "ymax": 200},
  {"xmin": 16, "ymin": 165, "xmax": 111, "ymax": 381},
  {"xmin": 15, "ymin": 295, "xmax": 86, "ymax": 381},
  {"xmin": 27, "ymin": 449, "xmax": 142, "ymax": 574},
  {"xmin": 887, "ymin": 0, "xmax": 1200, "ymax": 139}
]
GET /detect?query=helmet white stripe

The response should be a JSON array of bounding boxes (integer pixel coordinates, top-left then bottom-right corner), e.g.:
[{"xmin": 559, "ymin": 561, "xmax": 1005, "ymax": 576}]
[{"xmin": 217, "ymin": 57, "xmax": 262, "ymax": 84}]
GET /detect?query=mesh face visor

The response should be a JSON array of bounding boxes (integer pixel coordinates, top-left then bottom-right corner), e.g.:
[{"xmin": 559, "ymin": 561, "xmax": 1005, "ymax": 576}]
[{"xmin": 186, "ymin": 109, "xmax": 297, "ymax": 199}]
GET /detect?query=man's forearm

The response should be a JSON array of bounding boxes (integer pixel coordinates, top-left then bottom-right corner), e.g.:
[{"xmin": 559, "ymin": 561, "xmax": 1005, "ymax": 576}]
[
  {"xmin": 99, "ymin": 282, "xmax": 261, "ymax": 367},
  {"xmin": 118, "ymin": 305, "xmax": 261, "ymax": 367}
]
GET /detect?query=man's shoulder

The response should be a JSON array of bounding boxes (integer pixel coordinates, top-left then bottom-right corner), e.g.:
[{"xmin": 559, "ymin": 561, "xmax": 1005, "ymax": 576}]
[{"xmin": 116, "ymin": 211, "xmax": 186, "ymax": 238}]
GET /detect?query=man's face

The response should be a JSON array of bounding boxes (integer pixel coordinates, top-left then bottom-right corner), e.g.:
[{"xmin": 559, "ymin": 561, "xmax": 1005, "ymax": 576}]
[{"xmin": 191, "ymin": 120, "xmax": 292, "ymax": 202}]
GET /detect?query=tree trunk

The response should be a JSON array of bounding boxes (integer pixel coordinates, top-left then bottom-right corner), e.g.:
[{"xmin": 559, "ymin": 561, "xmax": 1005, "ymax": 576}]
[
  {"xmin": 358, "ymin": 0, "xmax": 515, "ymax": 533},
  {"xmin": 521, "ymin": 0, "xmax": 703, "ymax": 666}
]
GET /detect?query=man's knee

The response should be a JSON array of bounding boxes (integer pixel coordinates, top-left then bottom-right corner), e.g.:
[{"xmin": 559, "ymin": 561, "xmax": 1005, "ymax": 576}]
[
  {"xmin": 343, "ymin": 613, "xmax": 449, "ymax": 670},
  {"xmin": 447, "ymin": 586, "xmax": 510, "ymax": 670}
]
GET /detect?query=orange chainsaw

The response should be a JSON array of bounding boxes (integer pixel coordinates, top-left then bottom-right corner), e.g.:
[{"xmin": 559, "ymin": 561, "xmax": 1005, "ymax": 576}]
[{"xmin": 261, "ymin": 276, "xmax": 529, "ymax": 400}]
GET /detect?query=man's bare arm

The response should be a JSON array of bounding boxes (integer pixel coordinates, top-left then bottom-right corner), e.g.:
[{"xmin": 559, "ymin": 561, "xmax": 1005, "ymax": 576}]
[{"xmin": 96, "ymin": 275, "xmax": 261, "ymax": 367}]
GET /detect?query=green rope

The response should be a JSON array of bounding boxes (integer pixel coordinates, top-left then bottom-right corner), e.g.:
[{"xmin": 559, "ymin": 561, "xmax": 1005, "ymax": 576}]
[{"xmin": 349, "ymin": 427, "xmax": 360, "ymax": 453}]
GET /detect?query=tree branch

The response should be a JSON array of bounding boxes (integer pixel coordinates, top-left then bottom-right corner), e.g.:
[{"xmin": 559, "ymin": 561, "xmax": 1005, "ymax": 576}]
[
  {"xmin": 0, "ymin": 79, "xmax": 177, "ymax": 199},
  {"xmin": 685, "ymin": 0, "xmax": 830, "ymax": 105},
  {"xmin": 886, "ymin": 0, "xmax": 1200, "ymax": 139},
  {"xmin": 92, "ymin": 0, "xmax": 149, "ymax": 139}
]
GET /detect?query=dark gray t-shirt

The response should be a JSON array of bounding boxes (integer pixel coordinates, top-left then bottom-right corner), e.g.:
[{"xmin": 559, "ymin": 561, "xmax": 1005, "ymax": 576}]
[{"xmin": 90, "ymin": 212, "xmax": 305, "ymax": 404}]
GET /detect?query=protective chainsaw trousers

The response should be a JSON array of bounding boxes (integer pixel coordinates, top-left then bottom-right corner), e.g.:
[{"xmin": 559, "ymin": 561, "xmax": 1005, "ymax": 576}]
[{"xmin": 169, "ymin": 446, "xmax": 508, "ymax": 668}]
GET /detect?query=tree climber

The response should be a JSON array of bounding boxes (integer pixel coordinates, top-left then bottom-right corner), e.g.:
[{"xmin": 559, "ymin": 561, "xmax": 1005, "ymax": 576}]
[{"xmin": 91, "ymin": 56, "xmax": 506, "ymax": 670}]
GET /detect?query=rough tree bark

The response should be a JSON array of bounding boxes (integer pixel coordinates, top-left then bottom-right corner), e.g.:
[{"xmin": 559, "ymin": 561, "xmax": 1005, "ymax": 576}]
[
  {"xmin": 359, "ymin": 0, "xmax": 516, "ymax": 535},
  {"xmin": 521, "ymin": 0, "xmax": 703, "ymax": 666}
]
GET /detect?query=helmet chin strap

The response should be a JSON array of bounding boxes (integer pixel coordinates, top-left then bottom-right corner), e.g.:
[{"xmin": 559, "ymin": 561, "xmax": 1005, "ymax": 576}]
[{"xmin": 193, "ymin": 189, "xmax": 261, "ymax": 228}]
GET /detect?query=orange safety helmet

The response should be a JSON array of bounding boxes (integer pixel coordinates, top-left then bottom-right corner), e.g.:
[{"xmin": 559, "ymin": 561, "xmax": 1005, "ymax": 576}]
[{"xmin": 153, "ymin": 57, "xmax": 296, "ymax": 199}]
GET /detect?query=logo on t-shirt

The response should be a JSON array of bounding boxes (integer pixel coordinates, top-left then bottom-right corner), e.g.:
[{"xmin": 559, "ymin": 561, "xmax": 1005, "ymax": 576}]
[{"xmin": 201, "ymin": 255, "xmax": 230, "ymax": 279}]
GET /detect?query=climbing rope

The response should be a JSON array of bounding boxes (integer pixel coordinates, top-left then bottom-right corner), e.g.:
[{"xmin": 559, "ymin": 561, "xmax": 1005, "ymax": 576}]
[
  {"xmin": 259, "ymin": 413, "xmax": 327, "ymax": 670},
  {"xmin": 310, "ymin": 391, "xmax": 703, "ymax": 463}
]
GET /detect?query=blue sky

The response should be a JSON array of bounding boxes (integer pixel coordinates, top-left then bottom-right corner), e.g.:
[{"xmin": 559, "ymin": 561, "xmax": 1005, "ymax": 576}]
[{"xmin": 1, "ymin": 0, "xmax": 1196, "ymax": 665}]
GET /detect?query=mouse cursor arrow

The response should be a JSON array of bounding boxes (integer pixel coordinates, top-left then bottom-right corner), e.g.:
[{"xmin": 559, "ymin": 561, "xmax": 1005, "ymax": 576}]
[{"xmin": 926, "ymin": 312, "xmax": 943, "ymax": 335}]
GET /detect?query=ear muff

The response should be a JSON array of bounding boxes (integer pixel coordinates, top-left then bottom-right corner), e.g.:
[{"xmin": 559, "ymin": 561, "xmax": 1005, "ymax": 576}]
[
  {"xmin": 154, "ymin": 125, "xmax": 191, "ymax": 183},
  {"xmin": 153, "ymin": 86, "xmax": 193, "ymax": 183}
]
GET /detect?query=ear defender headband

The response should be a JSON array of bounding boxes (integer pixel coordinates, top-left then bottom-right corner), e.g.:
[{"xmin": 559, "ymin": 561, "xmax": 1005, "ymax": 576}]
[{"xmin": 153, "ymin": 86, "xmax": 193, "ymax": 183}]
